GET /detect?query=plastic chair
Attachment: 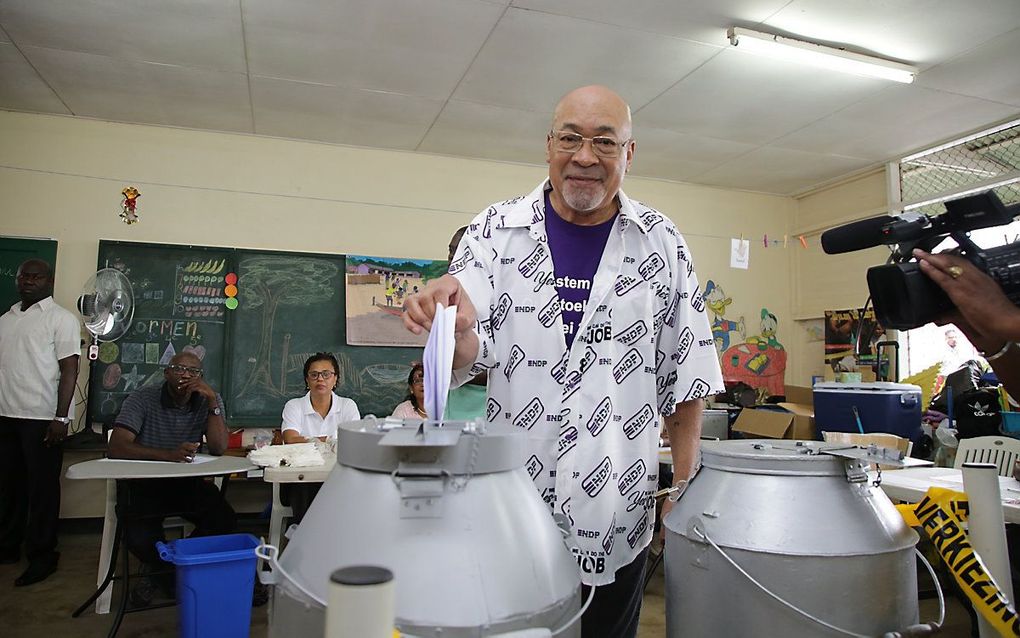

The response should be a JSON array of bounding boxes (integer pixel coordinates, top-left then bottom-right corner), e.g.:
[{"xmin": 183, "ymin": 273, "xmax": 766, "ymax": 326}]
[{"xmin": 954, "ymin": 436, "xmax": 1020, "ymax": 476}]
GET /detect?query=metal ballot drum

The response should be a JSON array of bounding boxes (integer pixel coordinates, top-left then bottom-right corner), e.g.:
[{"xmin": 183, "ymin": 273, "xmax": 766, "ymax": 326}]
[
  {"xmin": 664, "ymin": 439, "xmax": 919, "ymax": 637},
  {"xmin": 264, "ymin": 418, "xmax": 581, "ymax": 638}
]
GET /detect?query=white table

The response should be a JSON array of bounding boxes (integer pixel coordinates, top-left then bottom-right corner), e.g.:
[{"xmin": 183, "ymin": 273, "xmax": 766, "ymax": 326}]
[
  {"xmin": 261, "ymin": 457, "xmax": 335, "ymax": 549},
  {"xmin": 878, "ymin": 466, "xmax": 1020, "ymax": 524},
  {"xmin": 66, "ymin": 455, "xmax": 256, "ymax": 615}
]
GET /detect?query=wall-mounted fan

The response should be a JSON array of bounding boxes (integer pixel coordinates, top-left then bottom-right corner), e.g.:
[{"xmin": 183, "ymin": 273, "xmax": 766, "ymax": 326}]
[{"xmin": 77, "ymin": 268, "xmax": 135, "ymax": 360}]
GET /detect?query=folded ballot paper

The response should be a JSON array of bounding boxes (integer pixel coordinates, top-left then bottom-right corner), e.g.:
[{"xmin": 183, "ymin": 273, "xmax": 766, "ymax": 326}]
[{"xmin": 423, "ymin": 302, "xmax": 457, "ymax": 424}]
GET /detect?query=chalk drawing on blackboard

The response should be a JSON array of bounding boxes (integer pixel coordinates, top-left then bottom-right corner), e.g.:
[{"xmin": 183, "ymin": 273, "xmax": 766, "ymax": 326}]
[
  {"xmin": 145, "ymin": 343, "xmax": 159, "ymax": 363},
  {"xmin": 159, "ymin": 343, "xmax": 176, "ymax": 365},
  {"xmin": 183, "ymin": 258, "xmax": 227, "ymax": 274},
  {"xmin": 364, "ymin": 363, "xmax": 408, "ymax": 385},
  {"xmin": 235, "ymin": 256, "xmax": 340, "ymax": 401},
  {"xmin": 122, "ymin": 342, "xmax": 144, "ymax": 364},
  {"xmin": 182, "ymin": 344, "xmax": 207, "ymax": 361},
  {"xmin": 98, "ymin": 342, "xmax": 119, "ymax": 364},
  {"xmin": 122, "ymin": 365, "xmax": 145, "ymax": 391},
  {"xmin": 103, "ymin": 363, "xmax": 122, "ymax": 390},
  {"xmin": 99, "ymin": 393, "xmax": 120, "ymax": 416},
  {"xmin": 345, "ymin": 255, "xmax": 448, "ymax": 347}
]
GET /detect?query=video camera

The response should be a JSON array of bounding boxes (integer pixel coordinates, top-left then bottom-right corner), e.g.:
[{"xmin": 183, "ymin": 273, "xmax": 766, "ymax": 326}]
[{"xmin": 820, "ymin": 190, "xmax": 1020, "ymax": 330}]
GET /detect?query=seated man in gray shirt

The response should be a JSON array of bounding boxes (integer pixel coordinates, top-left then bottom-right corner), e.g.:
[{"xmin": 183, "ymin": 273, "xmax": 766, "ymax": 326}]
[{"xmin": 108, "ymin": 352, "xmax": 234, "ymax": 603}]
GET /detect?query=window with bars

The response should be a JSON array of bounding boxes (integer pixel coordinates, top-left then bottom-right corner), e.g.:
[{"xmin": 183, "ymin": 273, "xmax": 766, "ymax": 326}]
[
  {"xmin": 894, "ymin": 119, "xmax": 1020, "ymax": 380},
  {"xmin": 895, "ymin": 118, "xmax": 1020, "ymax": 218}
]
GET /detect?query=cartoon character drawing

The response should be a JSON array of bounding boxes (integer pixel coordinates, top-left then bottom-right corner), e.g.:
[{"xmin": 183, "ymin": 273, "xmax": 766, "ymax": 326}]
[
  {"xmin": 703, "ymin": 280, "xmax": 744, "ymax": 352},
  {"xmin": 720, "ymin": 307, "xmax": 788, "ymax": 396},
  {"xmin": 747, "ymin": 308, "xmax": 784, "ymax": 351}
]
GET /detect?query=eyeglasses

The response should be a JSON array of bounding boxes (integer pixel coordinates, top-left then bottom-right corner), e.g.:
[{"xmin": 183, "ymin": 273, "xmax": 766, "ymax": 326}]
[
  {"xmin": 16, "ymin": 271, "xmax": 48, "ymax": 281},
  {"xmin": 167, "ymin": 364, "xmax": 203, "ymax": 377},
  {"xmin": 308, "ymin": 370, "xmax": 336, "ymax": 380},
  {"xmin": 549, "ymin": 130, "xmax": 630, "ymax": 158}
]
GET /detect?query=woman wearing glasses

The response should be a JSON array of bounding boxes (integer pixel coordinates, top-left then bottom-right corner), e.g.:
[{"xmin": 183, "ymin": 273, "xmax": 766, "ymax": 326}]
[
  {"xmin": 281, "ymin": 353, "xmax": 360, "ymax": 444},
  {"xmin": 391, "ymin": 362, "xmax": 426, "ymax": 419}
]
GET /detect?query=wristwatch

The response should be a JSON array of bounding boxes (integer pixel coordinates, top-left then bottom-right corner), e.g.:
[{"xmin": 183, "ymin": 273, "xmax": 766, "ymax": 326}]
[
  {"xmin": 53, "ymin": 416, "xmax": 72, "ymax": 424},
  {"xmin": 209, "ymin": 406, "xmax": 222, "ymax": 417}
]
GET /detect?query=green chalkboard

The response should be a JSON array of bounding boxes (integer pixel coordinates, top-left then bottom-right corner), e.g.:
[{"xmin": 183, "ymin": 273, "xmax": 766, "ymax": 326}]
[
  {"xmin": 225, "ymin": 251, "xmax": 421, "ymax": 421},
  {"xmin": 88, "ymin": 241, "xmax": 421, "ymax": 425},
  {"xmin": 88, "ymin": 242, "xmax": 231, "ymax": 423},
  {"xmin": 0, "ymin": 237, "xmax": 58, "ymax": 311}
]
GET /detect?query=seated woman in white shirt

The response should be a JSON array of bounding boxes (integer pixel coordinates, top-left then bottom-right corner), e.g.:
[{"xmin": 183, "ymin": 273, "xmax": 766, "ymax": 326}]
[
  {"xmin": 279, "ymin": 353, "xmax": 359, "ymax": 524},
  {"xmin": 281, "ymin": 353, "xmax": 360, "ymax": 444},
  {"xmin": 391, "ymin": 363, "xmax": 426, "ymax": 419}
]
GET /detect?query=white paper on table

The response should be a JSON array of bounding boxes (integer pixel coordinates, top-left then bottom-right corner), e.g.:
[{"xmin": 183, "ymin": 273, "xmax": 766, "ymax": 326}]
[
  {"xmin": 730, "ymin": 238, "xmax": 750, "ymax": 270},
  {"xmin": 423, "ymin": 302, "xmax": 457, "ymax": 424}
]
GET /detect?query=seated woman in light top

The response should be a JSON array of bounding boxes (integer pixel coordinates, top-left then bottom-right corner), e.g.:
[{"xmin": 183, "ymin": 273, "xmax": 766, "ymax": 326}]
[
  {"xmin": 281, "ymin": 353, "xmax": 360, "ymax": 444},
  {"xmin": 391, "ymin": 363, "xmax": 426, "ymax": 419}
]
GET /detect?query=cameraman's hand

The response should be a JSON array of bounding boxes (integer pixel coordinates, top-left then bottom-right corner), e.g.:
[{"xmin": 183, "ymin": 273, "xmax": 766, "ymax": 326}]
[{"xmin": 914, "ymin": 249, "xmax": 1020, "ymax": 345}]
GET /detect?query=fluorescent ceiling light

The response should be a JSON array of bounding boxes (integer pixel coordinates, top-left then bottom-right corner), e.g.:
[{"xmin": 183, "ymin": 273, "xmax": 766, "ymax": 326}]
[{"xmin": 727, "ymin": 27, "xmax": 917, "ymax": 84}]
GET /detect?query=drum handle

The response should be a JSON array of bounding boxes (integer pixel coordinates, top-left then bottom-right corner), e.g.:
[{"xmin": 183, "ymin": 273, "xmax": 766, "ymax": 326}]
[
  {"xmin": 255, "ymin": 542, "xmax": 327, "ymax": 607},
  {"xmin": 549, "ymin": 584, "xmax": 596, "ymax": 637},
  {"xmin": 690, "ymin": 522, "xmax": 943, "ymax": 637}
]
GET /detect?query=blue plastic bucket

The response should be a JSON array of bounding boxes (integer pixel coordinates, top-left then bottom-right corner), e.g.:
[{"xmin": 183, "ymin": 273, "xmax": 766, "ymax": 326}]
[{"xmin": 157, "ymin": 533, "xmax": 259, "ymax": 638}]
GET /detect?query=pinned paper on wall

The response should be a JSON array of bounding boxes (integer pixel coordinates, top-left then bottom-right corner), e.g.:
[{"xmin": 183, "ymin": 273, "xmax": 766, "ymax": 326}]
[{"xmin": 730, "ymin": 238, "xmax": 750, "ymax": 269}]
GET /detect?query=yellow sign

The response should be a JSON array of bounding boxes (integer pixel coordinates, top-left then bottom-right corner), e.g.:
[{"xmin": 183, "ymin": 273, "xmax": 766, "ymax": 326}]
[{"xmin": 898, "ymin": 487, "xmax": 1020, "ymax": 636}]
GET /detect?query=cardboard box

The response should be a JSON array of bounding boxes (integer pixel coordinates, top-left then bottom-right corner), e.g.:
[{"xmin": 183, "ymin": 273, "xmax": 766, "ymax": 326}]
[{"xmin": 731, "ymin": 385, "xmax": 817, "ymax": 440}]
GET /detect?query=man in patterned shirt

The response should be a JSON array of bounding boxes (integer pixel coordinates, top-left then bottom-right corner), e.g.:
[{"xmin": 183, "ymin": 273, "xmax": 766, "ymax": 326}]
[{"xmin": 403, "ymin": 85, "xmax": 724, "ymax": 638}]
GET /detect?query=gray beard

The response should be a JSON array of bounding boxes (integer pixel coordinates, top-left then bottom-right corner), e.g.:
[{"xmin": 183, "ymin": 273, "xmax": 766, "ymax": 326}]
[{"xmin": 561, "ymin": 184, "xmax": 606, "ymax": 214}]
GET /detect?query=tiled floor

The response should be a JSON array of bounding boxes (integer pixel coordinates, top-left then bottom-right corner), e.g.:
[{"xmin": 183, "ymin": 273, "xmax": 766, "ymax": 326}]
[{"xmin": 3, "ymin": 521, "xmax": 974, "ymax": 637}]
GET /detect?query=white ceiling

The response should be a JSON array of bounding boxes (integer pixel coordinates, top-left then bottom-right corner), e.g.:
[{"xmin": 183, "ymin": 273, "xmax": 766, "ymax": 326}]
[{"xmin": 1, "ymin": 0, "xmax": 1018, "ymax": 195}]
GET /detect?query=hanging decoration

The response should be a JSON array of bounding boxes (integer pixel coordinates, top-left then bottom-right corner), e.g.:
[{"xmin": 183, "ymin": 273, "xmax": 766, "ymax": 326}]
[{"xmin": 120, "ymin": 186, "xmax": 141, "ymax": 224}]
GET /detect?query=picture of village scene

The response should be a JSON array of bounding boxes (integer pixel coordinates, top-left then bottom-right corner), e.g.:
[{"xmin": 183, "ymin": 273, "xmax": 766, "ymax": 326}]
[{"xmin": 345, "ymin": 254, "xmax": 449, "ymax": 346}]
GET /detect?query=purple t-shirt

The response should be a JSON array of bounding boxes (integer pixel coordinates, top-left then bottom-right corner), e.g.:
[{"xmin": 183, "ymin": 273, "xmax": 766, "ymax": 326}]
[{"xmin": 544, "ymin": 191, "xmax": 617, "ymax": 348}]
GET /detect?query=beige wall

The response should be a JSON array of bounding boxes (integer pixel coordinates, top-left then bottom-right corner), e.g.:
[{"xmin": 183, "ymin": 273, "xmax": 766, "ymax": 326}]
[
  {"xmin": 2, "ymin": 110, "xmax": 804, "ymax": 404},
  {"xmin": 789, "ymin": 169, "xmax": 891, "ymax": 383}
]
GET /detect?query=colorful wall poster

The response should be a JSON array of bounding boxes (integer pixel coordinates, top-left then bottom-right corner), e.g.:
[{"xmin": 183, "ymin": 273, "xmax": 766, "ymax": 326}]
[
  {"xmin": 824, "ymin": 307, "xmax": 886, "ymax": 374},
  {"xmin": 345, "ymin": 255, "xmax": 449, "ymax": 347}
]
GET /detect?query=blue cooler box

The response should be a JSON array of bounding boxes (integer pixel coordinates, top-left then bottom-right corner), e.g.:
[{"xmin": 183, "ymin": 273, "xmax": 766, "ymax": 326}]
[{"xmin": 813, "ymin": 382, "xmax": 923, "ymax": 442}]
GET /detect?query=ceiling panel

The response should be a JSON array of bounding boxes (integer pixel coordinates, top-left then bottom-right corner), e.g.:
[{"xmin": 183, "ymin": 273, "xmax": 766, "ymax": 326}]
[
  {"xmin": 0, "ymin": 1, "xmax": 1018, "ymax": 196},
  {"xmin": 511, "ymin": 0, "xmax": 790, "ymax": 45},
  {"xmin": 454, "ymin": 7, "xmax": 722, "ymax": 112},
  {"xmin": 24, "ymin": 46, "xmax": 252, "ymax": 132},
  {"xmin": 915, "ymin": 28, "xmax": 1020, "ymax": 107},
  {"xmin": 418, "ymin": 99, "xmax": 551, "ymax": 165},
  {"xmin": 771, "ymin": 84, "xmax": 1020, "ymax": 161},
  {"xmin": 0, "ymin": 42, "xmax": 69, "ymax": 114},
  {"xmin": 252, "ymin": 77, "xmax": 444, "ymax": 149},
  {"xmin": 243, "ymin": 0, "xmax": 505, "ymax": 98},
  {"xmin": 637, "ymin": 48, "xmax": 887, "ymax": 145},
  {"xmin": 764, "ymin": 0, "xmax": 1020, "ymax": 65},
  {"xmin": 628, "ymin": 124, "xmax": 758, "ymax": 182},
  {"xmin": 695, "ymin": 146, "xmax": 871, "ymax": 193},
  {"xmin": 0, "ymin": 0, "xmax": 246, "ymax": 72}
]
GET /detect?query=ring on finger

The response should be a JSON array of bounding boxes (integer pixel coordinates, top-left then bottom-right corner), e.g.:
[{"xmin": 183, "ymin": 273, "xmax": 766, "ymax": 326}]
[{"xmin": 947, "ymin": 265, "xmax": 964, "ymax": 279}]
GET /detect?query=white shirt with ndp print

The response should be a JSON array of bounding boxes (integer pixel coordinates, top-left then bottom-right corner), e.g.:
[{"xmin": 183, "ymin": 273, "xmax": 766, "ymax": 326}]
[{"xmin": 450, "ymin": 180, "xmax": 724, "ymax": 586}]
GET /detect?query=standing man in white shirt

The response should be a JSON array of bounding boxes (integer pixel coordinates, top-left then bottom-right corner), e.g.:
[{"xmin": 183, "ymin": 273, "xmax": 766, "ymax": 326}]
[
  {"xmin": 403, "ymin": 85, "xmax": 723, "ymax": 637},
  {"xmin": 0, "ymin": 259, "xmax": 80, "ymax": 586}
]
